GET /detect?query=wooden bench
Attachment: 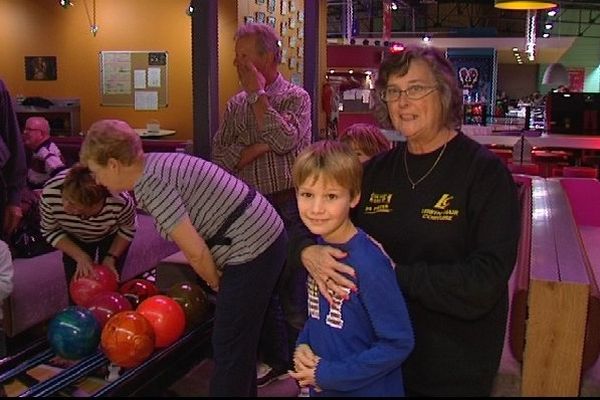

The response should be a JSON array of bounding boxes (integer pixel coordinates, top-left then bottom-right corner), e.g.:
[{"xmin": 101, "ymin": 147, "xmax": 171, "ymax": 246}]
[
  {"xmin": 558, "ymin": 178, "xmax": 600, "ymax": 388},
  {"xmin": 521, "ymin": 178, "xmax": 593, "ymax": 396}
]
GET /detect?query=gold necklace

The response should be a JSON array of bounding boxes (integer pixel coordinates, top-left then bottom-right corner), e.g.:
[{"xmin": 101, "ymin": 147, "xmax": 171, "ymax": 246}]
[{"xmin": 403, "ymin": 140, "xmax": 447, "ymax": 190}]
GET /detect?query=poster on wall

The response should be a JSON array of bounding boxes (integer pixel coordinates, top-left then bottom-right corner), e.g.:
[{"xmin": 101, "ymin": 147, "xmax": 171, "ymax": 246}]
[
  {"xmin": 25, "ymin": 56, "xmax": 57, "ymax": 81},
  {"xmin": 568, "ymin": 68, "xmax": 585, "ymax": 92},
  {"xmin": 446, "ymin": 48, "xmax": 496, "ymax": 111}
]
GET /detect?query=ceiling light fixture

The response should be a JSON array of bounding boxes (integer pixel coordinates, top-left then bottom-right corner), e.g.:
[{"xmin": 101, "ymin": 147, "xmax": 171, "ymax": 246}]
[
  {"xmin": 542, "ymin": 63, "xmax": 569, "ymax": 86},
  {"xmin": 542, "ymin": 5, "xmax": 569, "ymax": 87},
  {"xmin": 494, "ymin": 0, "xmax": 557, "ymax": 10}
]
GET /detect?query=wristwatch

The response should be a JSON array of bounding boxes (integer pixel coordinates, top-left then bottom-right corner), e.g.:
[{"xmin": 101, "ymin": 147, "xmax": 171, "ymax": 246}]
[{"xmin": 247, "ymin": 89, "xmax": 266, "ymax": 105}]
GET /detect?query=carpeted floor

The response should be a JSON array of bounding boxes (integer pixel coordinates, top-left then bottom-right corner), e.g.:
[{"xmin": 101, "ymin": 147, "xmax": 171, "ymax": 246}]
[
  {"xmin": 167, "ymin": 358, "xmax": 300, "ymax": 397},
  {"xmin": 167, "ymin": 358, "xmax": 600, "ymax": 397}
]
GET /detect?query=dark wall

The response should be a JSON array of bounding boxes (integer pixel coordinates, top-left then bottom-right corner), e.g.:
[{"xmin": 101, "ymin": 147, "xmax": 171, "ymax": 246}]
[{"xmin": 497, "ymin": 63, "xmax": 540, "ymax": 101}]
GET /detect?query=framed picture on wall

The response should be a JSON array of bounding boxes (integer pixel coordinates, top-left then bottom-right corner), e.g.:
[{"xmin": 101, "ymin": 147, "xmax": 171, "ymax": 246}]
[
  {"xmin": 267, "ymin": 16, "xmax": 276, "ymax": 28},
  {"xmin": 288, "ymin": 57, "xmax": 297, "ymax": 70},
  {"xmin": 256, "ymin": 12, "xmax": 266, "ymax": 23},
  {"xmin": 256, "ymin": 0, "xmax": 265, "ymax": 4},
  {"xmin": 148, "ymin": 52, "xmax": 167, "ymax": 66},
  {"xmin": 267, "ymin": 0, "xmax": 276, "ymax": 13},
  {"xmin": 25, "ymin": 56, "xmax": 57, "ymax": 81},
  {"xmin": 244, "ymin": 16, "xmax": 255, "ymax": 24},
  {"xmin": 280, "ymin": 21, "xmax": 288, "ymax": 35},
  {"xmin": 281, "ymin": 0, "xmax": 288, "ymax": 15}
]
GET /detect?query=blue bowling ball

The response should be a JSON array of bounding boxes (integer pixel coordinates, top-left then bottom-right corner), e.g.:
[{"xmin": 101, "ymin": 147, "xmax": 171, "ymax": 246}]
[{"xmin": 47, "ymin": 306, "xmax": 101, "ymax": 360}]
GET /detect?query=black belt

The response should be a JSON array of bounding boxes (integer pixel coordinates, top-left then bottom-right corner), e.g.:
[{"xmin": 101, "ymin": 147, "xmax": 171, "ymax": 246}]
[{"xmin": 205, "ymin": 188, "xmax": 256, "ymax": 248}]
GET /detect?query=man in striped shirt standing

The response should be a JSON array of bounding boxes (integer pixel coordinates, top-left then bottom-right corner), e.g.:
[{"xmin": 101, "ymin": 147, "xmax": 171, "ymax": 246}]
[
  {"xmin": 40, "ymin": 164, "xmax": 136, "ymax": 286},
  {"xmin": 212, "ymin": 22, "xmax": 313, "ymax": 386}
]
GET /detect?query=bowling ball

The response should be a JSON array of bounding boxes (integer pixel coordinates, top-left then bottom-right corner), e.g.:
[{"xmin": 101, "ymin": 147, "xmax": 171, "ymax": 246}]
[
  {"xmin": 137, "ymin": 295, "xmax": 185, "ymax": 348},
  {"xmin": 70, "ymin": 264, "xmax": 119, "ymax": 307},
  {"xmin": 88, "ymin": 291, "xmax": 133, "ymax": 328},
  {"xmin": 101, "ymin": 310, "xmax": 156, "ymax": 368},
  {"xmin": 48, "ymin": 306, "xmax": 101, "ymax": 360},
  {"xmin": 167, "ymin": 281, "xmax": 209, "ymax": 329},
  {"xmin": 119, "ymin": 278, "xmax": 159, "ymax": 308}
]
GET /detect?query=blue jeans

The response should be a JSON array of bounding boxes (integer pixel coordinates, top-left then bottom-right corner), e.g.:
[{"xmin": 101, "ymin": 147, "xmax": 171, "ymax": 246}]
[{"xmin": 209, "ymin": 231, "xmax": 287, "ymax": 397}]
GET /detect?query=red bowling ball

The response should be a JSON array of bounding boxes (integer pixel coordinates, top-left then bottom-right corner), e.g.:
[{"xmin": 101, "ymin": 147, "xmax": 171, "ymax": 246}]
[
  {"xmin": 137, "ymin": 295, "xmax": 185, "ymax": 348},
  {"xmin": 87, "ymin": 291, "xmax": 133, "ymax": 328},
  {"xmin": 69, "ymin": 264, "xmax": 119, "ymax": 307},
  {"xmin": 119, "ymin": 278, "xmax": 159, "ymax": 309},
  {"xmin": 100, "ymin": 310, "xmax": 156, "ymax": 368}
]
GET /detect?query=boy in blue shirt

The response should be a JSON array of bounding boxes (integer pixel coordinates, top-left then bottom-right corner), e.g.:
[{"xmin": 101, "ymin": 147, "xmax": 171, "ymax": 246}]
[{"xmin": 289, "ymin": 140, "xmax": 414, "ymax": 396}]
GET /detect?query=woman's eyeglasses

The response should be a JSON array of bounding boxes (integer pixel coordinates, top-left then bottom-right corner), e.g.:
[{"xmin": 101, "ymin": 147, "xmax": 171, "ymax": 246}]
[{"xmin": 380, "ymin": 85, "xmax": 438, "ymax": 102}]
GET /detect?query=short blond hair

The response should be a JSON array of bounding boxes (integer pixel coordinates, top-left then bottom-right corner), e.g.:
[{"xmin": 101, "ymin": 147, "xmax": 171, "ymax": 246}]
[
  {"xmin": 339, "ymin": 123, "xmax": 391, "ymax": 158},
  {"xmin": 293, "ymin": 140, "xmax": 362, "ymax": 199},
  {"xmin": 63, "ymin": 163, "xmax": 110, "ymax": 207},
  {"xmin": 80, "ymin": 119, "xmax": 143, "ymax": 167}
]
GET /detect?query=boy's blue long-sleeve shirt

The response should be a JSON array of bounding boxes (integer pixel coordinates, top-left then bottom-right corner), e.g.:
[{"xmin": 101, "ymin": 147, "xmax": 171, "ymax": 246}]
[{"xmin": 297, "ymin": 229, "xmax": 414, "ymax": 396}]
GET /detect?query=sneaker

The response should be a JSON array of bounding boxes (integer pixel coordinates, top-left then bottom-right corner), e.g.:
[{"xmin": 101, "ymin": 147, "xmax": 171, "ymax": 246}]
[
  {"xmin": 257, "ymin": 368, "xmax": 288, "ymax": 388},
  {"xmin": 256, "ymin": 362, "xmax": 273, "ymax": 380}
]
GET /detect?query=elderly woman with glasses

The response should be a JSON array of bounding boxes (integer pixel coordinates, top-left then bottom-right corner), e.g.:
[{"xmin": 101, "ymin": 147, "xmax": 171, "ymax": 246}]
[{"xmin": 294, "ymin": 45, "xmax": 521, "ymax": 396}]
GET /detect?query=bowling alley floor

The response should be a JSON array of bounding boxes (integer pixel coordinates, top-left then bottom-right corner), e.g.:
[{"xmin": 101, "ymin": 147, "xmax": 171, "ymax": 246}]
[{"xmin": 163, "ymin": 358, "xmax": 301, "ymax": 397}]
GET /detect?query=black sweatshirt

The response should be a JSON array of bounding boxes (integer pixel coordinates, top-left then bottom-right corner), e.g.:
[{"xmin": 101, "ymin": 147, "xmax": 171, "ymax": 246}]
[{"xmin": 352, "ymin": 131, "xmax": 520, "ymax": 396}]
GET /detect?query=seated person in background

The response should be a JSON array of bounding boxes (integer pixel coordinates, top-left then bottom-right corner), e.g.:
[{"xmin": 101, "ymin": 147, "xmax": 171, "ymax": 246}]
[
  {"xmin": 40, "ymin": 164, "xmax": 136, "ymax": 291},
  {"xmin": 17, "ymin": 116, "xmax": 66, "ymax": 237},
  {"xmin": 289, "ymin": 140, "xmax": 414, "ymax": 396},
  {"xmin": 338, "ymin": 123, "xmax": 391, "ymax": 163},
  {"xmin": 22, "ymin": 116, "xmax": 65, "ymax": 191}
]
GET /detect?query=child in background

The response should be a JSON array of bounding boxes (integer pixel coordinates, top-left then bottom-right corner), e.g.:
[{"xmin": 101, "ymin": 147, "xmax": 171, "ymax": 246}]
[
  {"xmin": 338, "ymin": 123, "xmax": 391, "ymax": 163},
  {"xmin": 289, "ymin": 140, "xmax": 414, "ymax": 396}
]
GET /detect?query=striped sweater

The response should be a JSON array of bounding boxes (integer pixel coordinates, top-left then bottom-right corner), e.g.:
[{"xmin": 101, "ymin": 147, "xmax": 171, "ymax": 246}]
[
  {"xmin": 40, "ymin": 169, "xmax": 136, "ymax": 246},
  {"xmin": 133, "ymin": 152, "xmax": 284, "ymax": 269}
]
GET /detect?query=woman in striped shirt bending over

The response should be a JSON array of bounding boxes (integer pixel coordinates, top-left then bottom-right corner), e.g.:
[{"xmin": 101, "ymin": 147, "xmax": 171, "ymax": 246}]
[
  {"xmin": 40, "ymin": 163, "xmax": 137, "ymax": 289},
  {"xmin": 80, "ymin": 119, "xmax": 287, "ymax": 397}
]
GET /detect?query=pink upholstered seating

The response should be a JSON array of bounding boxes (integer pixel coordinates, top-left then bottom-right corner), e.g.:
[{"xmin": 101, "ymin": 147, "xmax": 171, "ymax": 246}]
[
  {"xmin": 561, "ymin": 166, "xmax": 598, "ymax": 179},
  {"xmin": 508, "ymin": 162, "xmax": 540, "ymax": 176}
]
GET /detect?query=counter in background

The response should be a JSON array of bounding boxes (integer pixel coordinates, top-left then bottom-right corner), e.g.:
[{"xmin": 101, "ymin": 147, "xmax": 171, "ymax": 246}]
[{"xmin": 133, "ymin": 128, "xmax": 176, "ymax": 138}]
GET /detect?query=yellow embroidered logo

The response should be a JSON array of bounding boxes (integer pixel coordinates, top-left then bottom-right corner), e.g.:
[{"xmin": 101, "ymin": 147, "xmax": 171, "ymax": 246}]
[
  {"xmin": 364, "ymin": 192, "xmax": 393, "ymax": 214},
  {"xmin": 433, "ymin": 194, "xmax": 454, "ymax": 210},
  {"xmin": 421, "ymin": 193, "xmax": 459, "ymax": 221}
]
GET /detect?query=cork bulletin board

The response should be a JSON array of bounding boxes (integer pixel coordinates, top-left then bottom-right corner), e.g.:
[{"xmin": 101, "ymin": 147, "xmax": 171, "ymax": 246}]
[
  {"xmin": 238, "ymin": 0, "xmax": 305, "ymax": 85},
  {"xmin": 99, "ymin": 51, "xmax": 168, "ymax": 108}
]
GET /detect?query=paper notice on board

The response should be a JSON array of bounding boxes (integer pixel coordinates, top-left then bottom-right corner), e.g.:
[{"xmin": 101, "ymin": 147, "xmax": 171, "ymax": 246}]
[
  {"xmin": 147, "ymin": 68, "xmax": 161, "ymax": 88},
  {"xmin": 134, "ymin": 91, "xmax": 158, "ymax": 110},
  {"xmin": 102, "ymin": 52, "xmax": 132, "ymax": 95},
  {"xmin": 134, "ymin": 70, "xmax": 146, "ymax": 89}
]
